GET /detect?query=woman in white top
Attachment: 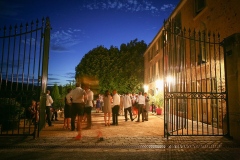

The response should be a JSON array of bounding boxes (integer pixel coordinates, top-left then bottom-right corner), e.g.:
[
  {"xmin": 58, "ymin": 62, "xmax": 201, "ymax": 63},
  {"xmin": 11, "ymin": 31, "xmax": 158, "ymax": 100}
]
[{"xmin": 103, "ymin": 90, "xmax": 112, "ymax": 126}]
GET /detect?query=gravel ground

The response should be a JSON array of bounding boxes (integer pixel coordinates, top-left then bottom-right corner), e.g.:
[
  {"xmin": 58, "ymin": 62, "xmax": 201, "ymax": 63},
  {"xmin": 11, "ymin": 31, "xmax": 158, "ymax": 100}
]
[{"xmin": 0, "ymin": 111, "xmax": 239, "ymax": 160}]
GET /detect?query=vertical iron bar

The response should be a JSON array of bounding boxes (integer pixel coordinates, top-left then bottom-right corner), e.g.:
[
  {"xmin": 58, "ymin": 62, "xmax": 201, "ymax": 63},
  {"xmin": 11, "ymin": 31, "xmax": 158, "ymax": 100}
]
[
  {"xmin": 0, "ymin": 26, "xmax": 7, "ymax": 91},
  {"xmin": 213, "ymin": 33, "xmax": 217, "ymax": 135},
  {"xmin": 16, "ymin": 24, "xmax": 23, "ymax": 91},
  {"xmin": 32, "ymin": 20, "xmax": 38, "ymax": 91},
  {"xmin": 31, "ymin": 19, "xmax": 38, "ymax": 138},
  {"xmin": 183, "ymin": 28, "xmax": 187, "ymax": 135},
  {"xmin": 198, "ymin": 31, "xmax": 204, "ymax": 135},
  {"xmin": 203, "ymin": 30, "xmax": 208, "ymax": 135},
  {"xmin": 11, "ymin": 25, "xmax": 17, "ymax": 91},
  {"xmin": 207, "ymin": 32, "xmax": 211, "ymax": 135},
  {"xmin": 170, "ymin": 98, "xmax": 173, "ymax": 135},
  {"xmin": 179, "ymin": 30, "xmax": 184, "ymax": 134},
  {"xmin": 214, "ymin": 34, "xmax": 218, "ymax": 135},
  {"xmin": 21, "ymin": 23, "xmax": 30, "ymax": 132},
  {"xmin": 182, "ymin": 28, "xmax": 189, "ymax": 135},
  {"xmin": 163, "ymin": 29, "xmax": 166, "ymax": 138},
  {"xmin": 37, "ymin": 18, "xmax": 44, "ymax": 111},
  {"xmin": 6, "ymin": 25, "xmax": 12, "ymax": 90},
  {"xmin": 176, "ymin": 98, "xmax": 178, "ymax": 135},
  {"xmin": 38, "ymin": 18, "xmax": 44, "ymax": 87},
  {"xmin": 184, "ymin": 32, "xmax": 187, "ymax": 134},
  {"xmin": 217, "ymin": 33, "xmax": 222, "ymax": 135},
  {"xmin": 216, "ymin": 34, "xmax": 220, "ymax": 135},
  {"xmin": 180, "ymin": 31, "xmax": 183, "ymax": 135},
  {"xmin": 189, "ymin": 28, "xmax": 193, "ymax": 135},
  {"xmin": 209, "ymin": 32, "xmax": 213, "ymax": 135},
  {"xmin": 180, "ymin": 34, "xmax": 183, "ymax": 135},
  {"xmin": 195, "ymin": 30, "xmax": 198, "ymax": 135},
  {"xmin": 173, "ymin": 27, "xmax": 178, "ymax": 135},
  {"xmin": 171, "ymin": 26, "xmax": 175, "ymax": 134},
  {"xmin": 26, "ymin": 21, "xmax": 34, "ymax": 90},
  {"xmin": 22, "ymin": 23, "xmax": 28, "ymax": 90}
]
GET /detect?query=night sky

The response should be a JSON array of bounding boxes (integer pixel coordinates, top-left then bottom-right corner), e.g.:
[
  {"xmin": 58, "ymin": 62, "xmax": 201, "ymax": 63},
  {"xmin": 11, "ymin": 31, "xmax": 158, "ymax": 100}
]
[{"xmin": 0, "ymin": 0, "xmax": 179, "ymax": 86}]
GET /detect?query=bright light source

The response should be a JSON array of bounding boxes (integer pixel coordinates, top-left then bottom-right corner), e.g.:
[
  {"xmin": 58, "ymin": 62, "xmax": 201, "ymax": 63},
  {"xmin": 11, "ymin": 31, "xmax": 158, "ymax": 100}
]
[
  {"xmin": 155, "ymin": 79, "xmax": 163, "ymax": 92},
  {"xmin": 144, "ymin": 85, "xmax": 149, "ymax": 92},
  {"xmin": 166, "ymin": 76, "xmax": 174, "ymax": 84}
]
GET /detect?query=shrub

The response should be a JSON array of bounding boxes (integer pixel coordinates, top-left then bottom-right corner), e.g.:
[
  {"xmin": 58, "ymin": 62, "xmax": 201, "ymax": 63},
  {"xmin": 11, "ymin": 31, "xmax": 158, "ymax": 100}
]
[{"xmin": 149, "ymin": 91, "xmax": 164, "ymax": 108}]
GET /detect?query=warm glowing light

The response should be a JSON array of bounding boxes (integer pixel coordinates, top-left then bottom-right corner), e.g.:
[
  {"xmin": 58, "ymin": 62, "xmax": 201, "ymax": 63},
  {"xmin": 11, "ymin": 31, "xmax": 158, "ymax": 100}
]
[
  {"xmin": 144, "ymin": 85, "xmax": 149, "ymax": 92},
  {"xmin": 155, "ymin": 79, "xmax": 163, "ymax": 92},
  {"xmin": 166, "ymin": 76, "xmax": 174, "ymax": 84}
]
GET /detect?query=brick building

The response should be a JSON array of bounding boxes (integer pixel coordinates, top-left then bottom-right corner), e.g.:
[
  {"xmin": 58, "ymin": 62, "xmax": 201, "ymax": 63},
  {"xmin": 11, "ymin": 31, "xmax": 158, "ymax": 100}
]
[{"xmin": 143, "ymin": 0, "xmax": 240, "ymax": 141}]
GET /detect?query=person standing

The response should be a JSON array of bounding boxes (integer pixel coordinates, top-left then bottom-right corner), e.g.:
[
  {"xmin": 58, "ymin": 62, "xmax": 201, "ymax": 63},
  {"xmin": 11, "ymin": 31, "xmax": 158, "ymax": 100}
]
[
  {"xmin": 123, "ymin": 93, "xmax": 134, "ymax": 121},
  {"xmin": 46, "ymin": 90, "xmax": 53, "ymax": 126},
  {"xmin": 83, "ymin": 85, "xmax": 94, "ymax": 129},
  {"xmin": 26, "ymin": 100, "xmax": 37, "ymax": 125},
  {"xmin": 103, "ymin": 90, "xmax": 112, "ymax": 126},
  {"xmin": 63, "ymin": 88, "xmax": 72, "ymax": 130},
  {"xmin": 111, "ymin": 89, "xmax": 120, "ymax": 126},
  {"xmin": 131, "ymin": 93, "xmax": 138, "ymax": 119},
  {"xmin": 144, "ymin": 92, "xmax": 150, "ymax": 121},
  {"xmin": 95, "ymin": 97, "xmax": 101, "ymax": 113},
  {"xmin": 99, "ymin": 94, "xmax": 104, "ymax": 112},
  {"xmin": 70, "ymin": 82, "xmax": 86, "ymax": 140},
  {"xmin": 51, "ymin": 108, "xmax": 58, "ymax": 121},
  {"xmin": 136, "ymin": 92, "xmax": 145, "ymax": 122},
  {"xmin": 119, "ymin": 95, "xmax": 124, "ymax": 116}
]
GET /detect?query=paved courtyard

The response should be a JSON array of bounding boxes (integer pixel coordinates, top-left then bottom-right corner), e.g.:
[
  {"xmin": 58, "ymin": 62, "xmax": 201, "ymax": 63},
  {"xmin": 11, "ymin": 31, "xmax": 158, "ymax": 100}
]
[{"xmin": 0, "ymin": 111, "xmax": 239, "ymax": 160}]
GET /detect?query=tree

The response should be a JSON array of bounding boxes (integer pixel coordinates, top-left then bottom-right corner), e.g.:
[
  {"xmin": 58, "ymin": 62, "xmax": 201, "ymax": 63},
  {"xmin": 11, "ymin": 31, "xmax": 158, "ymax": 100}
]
[
  {"xmin": 51, "ymin": 84, "xmax": 61, "ymax": 109},
  {"xmin": 75, "ymin": 39, "xmax": 147, "ymax": 94}
]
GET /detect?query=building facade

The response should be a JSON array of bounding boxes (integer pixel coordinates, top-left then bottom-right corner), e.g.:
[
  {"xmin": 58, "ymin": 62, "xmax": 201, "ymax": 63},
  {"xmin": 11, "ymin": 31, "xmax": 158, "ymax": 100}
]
[{"xmin": 144, "ymin": 0, "xmax": 240, "ymax": 141}]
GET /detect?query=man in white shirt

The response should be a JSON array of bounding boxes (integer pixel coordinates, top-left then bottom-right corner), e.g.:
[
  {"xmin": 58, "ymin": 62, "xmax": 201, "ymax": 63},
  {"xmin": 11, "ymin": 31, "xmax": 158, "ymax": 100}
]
[
  {"xmin": 123, "ymin": 93, "xmax": 134, "ymax": 121},
  {"xmin": 111, "ymin": 89, "xmax": 120, "ymax": 125},
  {"xmin": 136, "ymin": 92, "xmax": 145, "ymax": 122},
  {"xmin": 83, "ymin": 85, "xmax": 94, "ymax": 129},
  {"xmin": 46, "ymin": 90, "xmax": 53, "ymax": 126},
  {"xmin": 70, "ymin": 82, "xmax": 86, "ymax": 139}
]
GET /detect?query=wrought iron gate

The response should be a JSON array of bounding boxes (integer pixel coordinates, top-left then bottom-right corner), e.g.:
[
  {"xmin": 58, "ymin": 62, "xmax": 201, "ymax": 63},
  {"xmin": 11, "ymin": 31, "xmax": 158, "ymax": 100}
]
[
  {"xmin": 163, "ymin": 20, "xmax": 228, "ymax": 137},
  {"xmin": 0, "ymin": 18, "xmax": 50, "ymax": 137}
]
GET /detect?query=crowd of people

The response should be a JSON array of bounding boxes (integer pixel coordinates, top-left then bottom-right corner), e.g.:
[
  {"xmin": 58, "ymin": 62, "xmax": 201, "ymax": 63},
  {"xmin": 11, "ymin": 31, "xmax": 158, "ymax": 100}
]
[
  {"xmin": 26, "ymin": 90, "xmax": 55, "ymax": 127},
  {"xmin": 25, "ymin": 83, "xmax": 151, "ymax": 140},
  {"xmin": 58, "ymin": 82, "xmax": 151, "ymax": 139}
]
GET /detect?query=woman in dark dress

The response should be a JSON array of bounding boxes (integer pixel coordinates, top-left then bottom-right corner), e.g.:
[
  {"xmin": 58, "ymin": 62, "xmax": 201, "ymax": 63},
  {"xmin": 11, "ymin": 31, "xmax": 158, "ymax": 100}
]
[{"xmin": 63, "ymin": 88, "xmax": 72, "ymax": 129}]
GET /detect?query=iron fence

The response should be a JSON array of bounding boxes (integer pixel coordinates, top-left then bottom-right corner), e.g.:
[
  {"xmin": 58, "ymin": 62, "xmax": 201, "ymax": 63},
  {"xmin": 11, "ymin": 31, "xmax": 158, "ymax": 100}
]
[
  {"xmin": 0, "ymin": 18, "xmax": 50, "ymax": 137},
  {"xmin": 163, "ymin": 20, "xmax": 227, "ymax": 137}
]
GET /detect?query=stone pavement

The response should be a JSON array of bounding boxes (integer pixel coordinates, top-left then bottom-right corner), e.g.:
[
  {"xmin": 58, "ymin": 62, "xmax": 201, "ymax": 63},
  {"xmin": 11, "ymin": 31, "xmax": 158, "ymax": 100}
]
[{"xmin": 0, "ymin": 111, "xmax": 240, "ymax": 160}]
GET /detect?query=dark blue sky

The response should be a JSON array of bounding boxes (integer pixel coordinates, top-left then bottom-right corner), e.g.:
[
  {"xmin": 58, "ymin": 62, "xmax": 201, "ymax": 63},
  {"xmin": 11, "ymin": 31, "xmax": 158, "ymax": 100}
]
[{"xmin": 0, "ymin": 0, "xmax": 179, "ymax": 86}]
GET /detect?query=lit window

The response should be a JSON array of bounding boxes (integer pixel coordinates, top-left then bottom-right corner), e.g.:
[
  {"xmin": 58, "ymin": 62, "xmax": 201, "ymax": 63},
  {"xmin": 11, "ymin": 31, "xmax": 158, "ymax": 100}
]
[{"xmin": 198, "ymin": 30, "xmax": 208, "ymax": 65}]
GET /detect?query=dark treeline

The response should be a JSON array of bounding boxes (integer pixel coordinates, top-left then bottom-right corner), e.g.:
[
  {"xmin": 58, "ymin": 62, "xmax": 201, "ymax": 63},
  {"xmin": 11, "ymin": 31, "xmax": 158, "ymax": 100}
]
[{"xmin": 75, "ymin": 39, "xmax": 147, "ymax": 94}]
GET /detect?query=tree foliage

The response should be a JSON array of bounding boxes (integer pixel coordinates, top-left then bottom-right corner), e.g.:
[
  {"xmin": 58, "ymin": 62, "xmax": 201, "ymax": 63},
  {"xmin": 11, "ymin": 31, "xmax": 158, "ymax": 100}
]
[
  {"xmin": 49, "ymin": 81, "xmax": 76, "ymax": 110},
  {"xmin": 75, "ymin": 39, "xmax": 147, "ymax": 94},
  {"xmin": 51, "ymin": 84, "xmax": 61, "ymax": 109}
]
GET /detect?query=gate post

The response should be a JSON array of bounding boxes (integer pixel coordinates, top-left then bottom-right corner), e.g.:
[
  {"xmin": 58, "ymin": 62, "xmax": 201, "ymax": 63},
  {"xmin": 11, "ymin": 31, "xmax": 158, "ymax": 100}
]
[
  {"xmin": 222, "ymin": 33, "xmax": 240, "ymax": 142},
  {"xmin": 164, "ymin": 84, "xmax": 170, "ymax": 139},
  {"xmin": 38, "ymin": 17, "xmax": 51, "ymax": 137}
]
